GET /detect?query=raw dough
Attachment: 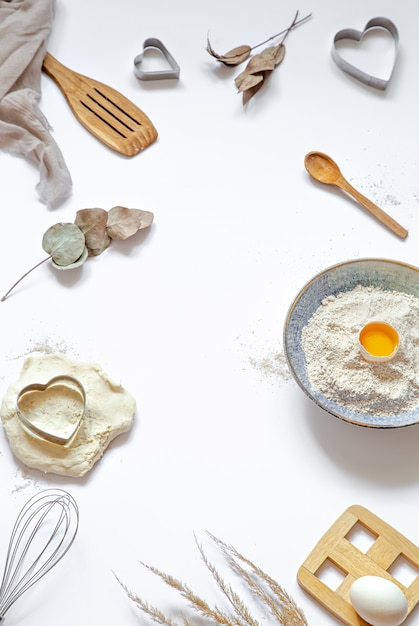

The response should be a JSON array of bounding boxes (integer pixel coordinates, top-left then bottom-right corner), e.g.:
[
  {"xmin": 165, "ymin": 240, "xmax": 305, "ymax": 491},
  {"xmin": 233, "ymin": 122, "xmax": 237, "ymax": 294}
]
[{"xmin": 1, "ymin": 353, "xmax": 136, "ymax": 477}]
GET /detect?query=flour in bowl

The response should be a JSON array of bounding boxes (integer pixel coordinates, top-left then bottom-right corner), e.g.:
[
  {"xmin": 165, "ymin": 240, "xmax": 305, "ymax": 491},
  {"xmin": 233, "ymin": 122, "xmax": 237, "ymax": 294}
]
[{"xmin": 301, "ymin": 285, "xmax": 419, "ymax": 415}]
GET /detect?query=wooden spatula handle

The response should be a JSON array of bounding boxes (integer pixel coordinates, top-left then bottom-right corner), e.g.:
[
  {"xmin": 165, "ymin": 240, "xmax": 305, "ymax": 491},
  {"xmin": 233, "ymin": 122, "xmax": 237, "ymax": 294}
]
[
  {"xmin": 42, "ymin": 53, "xmax": 80, "ymax": 91},
  {"xmin": 338, "ymin": 176, "xmax": 408, "ymax": 239}
]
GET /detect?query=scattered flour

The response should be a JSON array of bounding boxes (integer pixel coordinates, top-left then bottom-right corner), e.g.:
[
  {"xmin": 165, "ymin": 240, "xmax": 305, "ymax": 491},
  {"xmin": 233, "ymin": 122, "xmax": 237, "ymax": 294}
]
[
  {"xmin": 249, "ymin": 351, "xmax": 292, "ymax": 381},
  {"xmin": 10, "ymin": 468, "xmax": 46, "ymax": 496},
  {"xmin": 301, "ymin": 285, "xmax": 419, "ymax": 415}
]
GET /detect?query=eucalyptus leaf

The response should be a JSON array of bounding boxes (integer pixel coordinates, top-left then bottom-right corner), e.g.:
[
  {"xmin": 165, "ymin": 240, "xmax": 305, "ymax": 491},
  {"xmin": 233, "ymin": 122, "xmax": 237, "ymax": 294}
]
[
  {"xmin": 206, "ymin": 38, "xmax": 251, "ymax": 66},
  {"xmin": 234, "ymin": 44, "xmax": 285, "ymax": 104},
  {"xmin": 107, "ymin": 206, "xmax": 154, "ymax": 240},
  {"xmin": 51, "ymin": 246, "xmax": 89, "ymax": 270},
  {"xmin": 42, "ymin": 223, "xmax": 86, "ymax": 266},
  {"xmin": 75, "ymin": 208, "xmax": 111, "ymax": 256},
  {"xmin": 241, "ymin": 43, "xmax": 285, "ymax": 75}
]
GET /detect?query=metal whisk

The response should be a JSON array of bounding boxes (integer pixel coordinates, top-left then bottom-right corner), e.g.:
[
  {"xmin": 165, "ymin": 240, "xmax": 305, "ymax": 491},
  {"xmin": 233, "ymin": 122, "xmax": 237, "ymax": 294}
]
[{"xmin": 0, "ymin": 488, "xmax": 79, "ymax": 622}]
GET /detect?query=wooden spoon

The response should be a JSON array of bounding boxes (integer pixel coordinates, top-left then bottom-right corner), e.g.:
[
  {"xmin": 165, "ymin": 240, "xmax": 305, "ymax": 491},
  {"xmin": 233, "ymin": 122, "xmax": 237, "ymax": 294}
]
[
  {"xmin": 42, "ymin": 53, "xmax": 158, "ymax": 157},
  {"xmin": 304, "ymin": 151, "xmax": 408, "ymax": 239}
]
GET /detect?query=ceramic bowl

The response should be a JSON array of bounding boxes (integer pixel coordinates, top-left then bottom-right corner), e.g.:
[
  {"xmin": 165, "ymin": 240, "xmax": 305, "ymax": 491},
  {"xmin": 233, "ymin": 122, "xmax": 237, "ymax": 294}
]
[{"xmin": 283, "ymin": 258, "xmax": 419, "ymax": 428}]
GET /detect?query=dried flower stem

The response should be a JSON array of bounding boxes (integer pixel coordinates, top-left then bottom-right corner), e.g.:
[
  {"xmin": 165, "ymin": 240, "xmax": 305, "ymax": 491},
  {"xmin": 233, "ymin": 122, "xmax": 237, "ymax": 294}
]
[
  {"xmin": 1, "ymin": 255, "xmax": 51, "ymax": 302},
  {"xmin": 251, "ymin": 11, "xmax": 311, "ymax": 52},
  {"xmin": 207, "ymin": 10, "xmax": 311, "ymax": 68}
]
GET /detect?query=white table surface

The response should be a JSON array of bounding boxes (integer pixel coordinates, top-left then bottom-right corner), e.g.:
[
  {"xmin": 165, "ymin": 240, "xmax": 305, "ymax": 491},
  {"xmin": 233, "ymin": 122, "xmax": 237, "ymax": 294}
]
[{"xmin": 1, "ymin": 0, "xmax": 419, "ymax": 624}]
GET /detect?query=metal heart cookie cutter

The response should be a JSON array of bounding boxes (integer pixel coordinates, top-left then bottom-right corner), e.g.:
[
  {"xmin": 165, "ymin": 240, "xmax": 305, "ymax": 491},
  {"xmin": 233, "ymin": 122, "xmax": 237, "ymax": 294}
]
[
  {"xmin": 331, "ymin": 17, "xmax": 399, "ymax": 90},
  {"xmin": 134, "ymin": 38, "xmax": 180, "ymax": 81},
  {"xmin": 16, "ymin": 375, "xmax": 86, "ymax": 446}
]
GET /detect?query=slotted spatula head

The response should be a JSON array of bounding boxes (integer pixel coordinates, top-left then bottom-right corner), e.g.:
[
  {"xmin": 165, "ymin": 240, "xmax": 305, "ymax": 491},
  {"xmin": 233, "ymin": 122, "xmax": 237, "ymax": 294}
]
[{"xmin": 42, "ymin": 53, "xmax": 158, "ymax": 156}]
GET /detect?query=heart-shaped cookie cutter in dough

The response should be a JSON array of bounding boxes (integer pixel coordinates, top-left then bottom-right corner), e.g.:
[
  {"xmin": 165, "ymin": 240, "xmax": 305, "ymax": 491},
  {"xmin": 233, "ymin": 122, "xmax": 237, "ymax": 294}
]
[
  {"xmin": 16, "ymin": 375, "xmax": 86, "ymax": 446},
  {"xmin": 331, "ymin": 17, "xmax": 399, "ymax": 90},
  {"xmin": 134, "ymin": 38, "xmax": 180, "ymax": 81}
]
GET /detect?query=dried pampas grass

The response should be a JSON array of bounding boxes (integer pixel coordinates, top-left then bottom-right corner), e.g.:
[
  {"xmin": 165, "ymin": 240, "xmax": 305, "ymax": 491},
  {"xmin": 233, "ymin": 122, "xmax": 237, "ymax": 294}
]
[{"xmin": 116, "ymin": 532, "xmax": 308, "ymax": 626}]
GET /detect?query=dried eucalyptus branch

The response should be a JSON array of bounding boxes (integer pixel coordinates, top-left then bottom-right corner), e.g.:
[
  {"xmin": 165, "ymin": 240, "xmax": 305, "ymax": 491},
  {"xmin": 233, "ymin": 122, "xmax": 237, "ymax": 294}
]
[
  {"xmin": 116, "ymin": 533, "xmax": 308, "ymax": 626},
  {"xmin": 1, "ymin": 206, "xmax": 153, "ymax": 301}
]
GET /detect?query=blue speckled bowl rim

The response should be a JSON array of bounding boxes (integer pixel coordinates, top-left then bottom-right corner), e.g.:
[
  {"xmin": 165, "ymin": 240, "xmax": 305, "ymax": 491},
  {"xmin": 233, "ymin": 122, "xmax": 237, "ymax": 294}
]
[{"xmin": 283, "ymin": 258, "xmax": 419, "ymax": 428}]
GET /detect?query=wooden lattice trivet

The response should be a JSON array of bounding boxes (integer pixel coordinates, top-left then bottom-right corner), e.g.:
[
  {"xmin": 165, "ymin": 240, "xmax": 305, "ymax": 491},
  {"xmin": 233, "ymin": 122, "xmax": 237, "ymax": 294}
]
[{"xmin": 297, "ymin": 505, "xmax": 419, "ymax": 625}]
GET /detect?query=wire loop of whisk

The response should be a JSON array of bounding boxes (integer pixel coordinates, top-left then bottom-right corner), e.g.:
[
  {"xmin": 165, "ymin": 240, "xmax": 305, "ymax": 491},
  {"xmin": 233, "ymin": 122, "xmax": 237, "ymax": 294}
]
[{"xmin": 0, "ymin": 488, "xmax": 79, "ymax": 622}]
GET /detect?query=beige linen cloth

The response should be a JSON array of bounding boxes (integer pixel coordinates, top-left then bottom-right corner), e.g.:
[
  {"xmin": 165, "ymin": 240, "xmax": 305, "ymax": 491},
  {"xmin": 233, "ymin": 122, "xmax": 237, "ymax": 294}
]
[{"xmin": 0, "ymin": 0, "xmax": 72, "ymax": 208}]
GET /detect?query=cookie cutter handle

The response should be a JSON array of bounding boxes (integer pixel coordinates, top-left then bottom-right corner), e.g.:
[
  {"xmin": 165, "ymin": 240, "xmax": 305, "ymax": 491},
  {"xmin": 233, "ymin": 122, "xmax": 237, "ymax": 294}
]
[{"xmin": 134, "ymin": 38, "xmax": 180, "ymax": 81}]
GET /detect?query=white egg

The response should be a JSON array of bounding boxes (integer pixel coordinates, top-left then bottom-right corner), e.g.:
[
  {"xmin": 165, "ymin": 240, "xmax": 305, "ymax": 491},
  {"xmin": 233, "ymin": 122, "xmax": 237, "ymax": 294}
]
[{"xmin": 350, "ymin": 576, "xmax": 408, "ymax": 626}]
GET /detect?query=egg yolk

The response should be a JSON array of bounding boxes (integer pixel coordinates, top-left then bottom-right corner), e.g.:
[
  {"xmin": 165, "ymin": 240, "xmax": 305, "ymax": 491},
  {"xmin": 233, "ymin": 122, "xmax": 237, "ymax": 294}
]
[{"xmin": 359, "ymin": 323, "xmax": 398, "ymax": 357}]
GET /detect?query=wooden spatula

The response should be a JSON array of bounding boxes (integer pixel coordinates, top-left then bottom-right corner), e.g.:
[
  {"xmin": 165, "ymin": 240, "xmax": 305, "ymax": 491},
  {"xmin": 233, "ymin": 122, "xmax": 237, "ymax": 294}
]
[{"xmin": 42, "ymin": 53, "xmax": 158, "ymax": 157}]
